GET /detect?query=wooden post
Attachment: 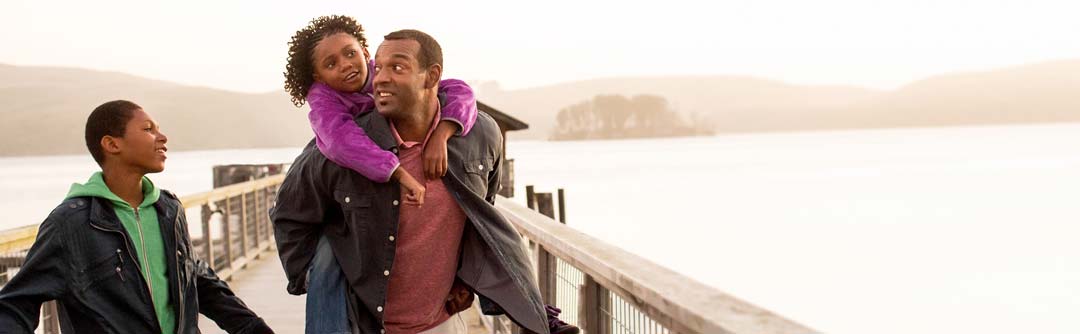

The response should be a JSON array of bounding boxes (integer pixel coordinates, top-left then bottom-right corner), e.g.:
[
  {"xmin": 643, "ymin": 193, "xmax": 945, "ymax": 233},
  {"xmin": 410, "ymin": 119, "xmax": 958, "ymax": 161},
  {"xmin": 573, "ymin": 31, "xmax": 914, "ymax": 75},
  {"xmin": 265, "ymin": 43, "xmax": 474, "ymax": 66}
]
[
  {"xmin": 537, "ymin": 245, "xmax": 557, "ymax": 305},
  {"xmin": 41, "ymin": 301, "xmax": 59, "ymax": 334},
  {"xmin": 557, "ymin": 188, "xmax": 566, "ymax": 224},
  {"xmin": 238, "ymin": 195, "xmax": 248, "ymax": 258},
  {"xmin": 252, "ymin": 189, "xmax": 259, "ymax": 249},
  {"xmin": 200, "ymin": 204, "xmax": 215, "ymax": 270},
  {"xmin": 535, "ymin": 193, "xmax": 554, "ymax": 219},
  {"xmin": 223, "ymin": 196, "xmax": 236, "ymax": 270},
  {"xmin": 498, "ymin": 158, "xmax": 515, "ymax": 198},
  {"xmin": 581, "ymin": 275, "xmax": 611, "ymax": 334},
  {"xmin": 533, "ymin": 192, "xmax": 558, "ymax": 305},
  {"xmin": 525, "ymin": 185, "xmax": 535, "ymax": 210}
]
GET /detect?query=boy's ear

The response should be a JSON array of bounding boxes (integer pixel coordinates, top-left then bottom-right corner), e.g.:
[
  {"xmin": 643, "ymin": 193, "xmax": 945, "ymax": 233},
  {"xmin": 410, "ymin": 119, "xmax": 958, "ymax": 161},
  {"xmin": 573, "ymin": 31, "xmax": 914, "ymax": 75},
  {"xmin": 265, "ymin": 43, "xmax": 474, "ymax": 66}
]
[
  {"xmin": 424, "ymin": 64, "xmax": 442, "ymax": 89},
  {"xmin": 101, "ymin": 135, "xmax": 122, "ymax": 156}
]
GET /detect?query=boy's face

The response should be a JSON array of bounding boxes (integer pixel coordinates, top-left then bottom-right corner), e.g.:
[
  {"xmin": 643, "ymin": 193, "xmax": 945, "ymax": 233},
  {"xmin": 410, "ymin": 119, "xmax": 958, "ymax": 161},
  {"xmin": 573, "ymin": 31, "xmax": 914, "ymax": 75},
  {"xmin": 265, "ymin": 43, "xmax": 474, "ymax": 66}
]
[
  {"xmin": 312, "ymin": 32, "xmax": 369, "ymax": 93},
  {"xmin": 105, "ymin": 108, "xmax": 168, "ymax": 173}
]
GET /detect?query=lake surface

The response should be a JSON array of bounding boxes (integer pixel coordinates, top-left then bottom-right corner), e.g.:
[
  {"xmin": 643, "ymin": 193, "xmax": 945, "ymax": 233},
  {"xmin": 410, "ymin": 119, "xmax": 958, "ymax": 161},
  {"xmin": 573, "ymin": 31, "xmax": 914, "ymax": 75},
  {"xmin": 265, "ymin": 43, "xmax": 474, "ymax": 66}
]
[{"xmin": 2, "ymin": 123, "xmax": 1078, "ymax": 334}]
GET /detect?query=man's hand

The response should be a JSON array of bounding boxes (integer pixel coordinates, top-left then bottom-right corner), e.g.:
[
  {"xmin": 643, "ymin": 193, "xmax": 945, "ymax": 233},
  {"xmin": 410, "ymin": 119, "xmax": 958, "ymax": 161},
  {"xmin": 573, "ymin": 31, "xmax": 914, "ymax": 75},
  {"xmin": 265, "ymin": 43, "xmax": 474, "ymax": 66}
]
[
  {"xmin": 423, "ymin": 121, "xmax": 460, "ymax": 180},
  {"xmin": 445, "ymin": 279, "xmax": 475, "ymax": 315},
  {"xmin": 392, "ymin": 167, "xmax": 425, "ymax": 207}
]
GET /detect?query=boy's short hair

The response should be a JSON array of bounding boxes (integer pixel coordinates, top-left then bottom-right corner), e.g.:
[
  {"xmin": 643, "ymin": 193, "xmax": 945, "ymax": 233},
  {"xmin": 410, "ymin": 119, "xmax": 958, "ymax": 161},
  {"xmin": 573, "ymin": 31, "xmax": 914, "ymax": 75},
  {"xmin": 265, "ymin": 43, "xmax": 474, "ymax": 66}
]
[
  {"xmin": 85, "ymin": 100, "xmax": 141, "ymax": 166},
  {"xmin": 383, "ymin": 29, "xmax": 443, "ymax": 70},
  {"xmin": 284, "ymin": 15, "xmax": 369, "ymax": 108}
]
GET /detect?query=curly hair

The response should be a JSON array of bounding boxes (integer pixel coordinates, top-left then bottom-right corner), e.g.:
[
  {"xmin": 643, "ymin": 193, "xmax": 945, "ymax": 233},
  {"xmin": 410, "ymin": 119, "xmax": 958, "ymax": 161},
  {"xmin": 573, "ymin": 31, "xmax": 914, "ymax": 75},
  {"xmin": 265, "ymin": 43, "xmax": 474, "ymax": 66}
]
[{"xmin": 283, "ymin": 15, "xmax": 369, "ymax": 107}]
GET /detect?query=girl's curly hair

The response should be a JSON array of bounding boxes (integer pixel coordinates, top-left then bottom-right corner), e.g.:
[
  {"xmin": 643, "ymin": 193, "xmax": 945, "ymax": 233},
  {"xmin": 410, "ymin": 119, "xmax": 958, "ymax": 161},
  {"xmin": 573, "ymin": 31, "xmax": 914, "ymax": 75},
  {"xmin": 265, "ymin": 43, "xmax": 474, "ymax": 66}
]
[{"xmin": 283, "ymin": 15, "xmax": 369, "ymax": 107}]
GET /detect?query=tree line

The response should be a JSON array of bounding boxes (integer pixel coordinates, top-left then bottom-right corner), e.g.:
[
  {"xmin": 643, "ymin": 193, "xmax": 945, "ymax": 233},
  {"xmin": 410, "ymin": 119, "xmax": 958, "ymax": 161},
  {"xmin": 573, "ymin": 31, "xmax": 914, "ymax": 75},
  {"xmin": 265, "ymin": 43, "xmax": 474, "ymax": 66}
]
[{"xmin": 550, "ymin": 94, "xmax": 715, "ymax": 140}]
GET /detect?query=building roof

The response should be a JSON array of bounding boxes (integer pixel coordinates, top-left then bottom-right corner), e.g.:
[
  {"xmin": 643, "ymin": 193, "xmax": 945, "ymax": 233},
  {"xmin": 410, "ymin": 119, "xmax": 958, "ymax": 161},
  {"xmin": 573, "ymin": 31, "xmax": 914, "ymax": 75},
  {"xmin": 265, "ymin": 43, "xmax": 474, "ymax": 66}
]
[{"xmin": 478, "ymin": 100, "xmax": 529, "ymax": 131}]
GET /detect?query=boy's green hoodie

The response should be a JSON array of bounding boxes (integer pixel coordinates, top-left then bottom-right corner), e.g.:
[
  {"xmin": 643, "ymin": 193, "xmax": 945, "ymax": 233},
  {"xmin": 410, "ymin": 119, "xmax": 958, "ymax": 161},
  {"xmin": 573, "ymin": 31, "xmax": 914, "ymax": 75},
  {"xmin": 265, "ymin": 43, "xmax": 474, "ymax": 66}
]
[{"xmin": 66, "ymin": 172, "xmax": 175, "ymax": 334}]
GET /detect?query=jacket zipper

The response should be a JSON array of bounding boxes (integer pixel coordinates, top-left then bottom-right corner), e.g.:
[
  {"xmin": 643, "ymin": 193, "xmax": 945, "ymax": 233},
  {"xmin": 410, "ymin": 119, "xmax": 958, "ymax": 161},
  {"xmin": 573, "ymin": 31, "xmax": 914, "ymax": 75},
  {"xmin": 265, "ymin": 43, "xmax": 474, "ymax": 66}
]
[
  {"xmin": 88, "ymin": 208, "xmax": 162, "ymax": 333},
  {"xmin": 174, "ymin": 213, "xmax": 186, "ymax": 331},
  {"xmin": 134, "ymin": 207, "xmax": 156, "ymax": 307}
]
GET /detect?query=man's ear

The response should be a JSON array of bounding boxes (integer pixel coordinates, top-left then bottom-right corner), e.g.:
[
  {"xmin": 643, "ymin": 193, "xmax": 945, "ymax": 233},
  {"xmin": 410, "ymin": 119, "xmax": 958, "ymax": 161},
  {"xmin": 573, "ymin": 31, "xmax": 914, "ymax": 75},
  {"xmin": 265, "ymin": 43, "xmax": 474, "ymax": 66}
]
[{"xmin": 424, "ymin": 64, "xmax": 442, "ymax": 89}]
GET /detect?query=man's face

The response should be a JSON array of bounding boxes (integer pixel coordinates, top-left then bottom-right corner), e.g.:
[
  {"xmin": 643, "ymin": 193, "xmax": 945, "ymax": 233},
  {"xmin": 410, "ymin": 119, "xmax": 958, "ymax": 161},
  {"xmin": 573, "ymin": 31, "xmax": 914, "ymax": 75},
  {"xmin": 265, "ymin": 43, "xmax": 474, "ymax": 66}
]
[
  {"xmin": 312, "ymin": 32, "xmax": 369, "ymax": 93},
  {"xmin": 372, "ymin": 39, "xmax": 430, "ymax": 119},
  {"xmin": 110, "ymin": 108, "xmax": 168, "ymax": 174}
]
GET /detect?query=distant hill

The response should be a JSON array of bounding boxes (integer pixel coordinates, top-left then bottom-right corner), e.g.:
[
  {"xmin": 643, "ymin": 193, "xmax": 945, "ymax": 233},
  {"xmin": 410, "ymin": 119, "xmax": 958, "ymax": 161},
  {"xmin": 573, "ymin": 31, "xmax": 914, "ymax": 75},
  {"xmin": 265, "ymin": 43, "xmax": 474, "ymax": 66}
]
[
  {"xmin": 477, "ymin": 59, "xmax": 1080, "ymax": 139},
  {"xmin": 475, "ymin": 76, "xmax": 881, "ymax": 139},
  {"xmin": 0, "ymin": 64, "xmax": 312, "ymax": 156},
  {"xmin": 2, "ymin": 59, "xmax": 1078, "ymax": 156}
]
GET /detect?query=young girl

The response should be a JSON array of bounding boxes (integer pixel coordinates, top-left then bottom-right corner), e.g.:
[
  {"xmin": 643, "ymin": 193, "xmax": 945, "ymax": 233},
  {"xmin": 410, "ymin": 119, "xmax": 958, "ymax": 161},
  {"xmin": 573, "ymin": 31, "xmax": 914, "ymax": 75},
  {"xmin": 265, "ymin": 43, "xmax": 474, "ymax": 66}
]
[{"xmin": 284, "ymin": 16, "xmax": 477, "ymax": 206}]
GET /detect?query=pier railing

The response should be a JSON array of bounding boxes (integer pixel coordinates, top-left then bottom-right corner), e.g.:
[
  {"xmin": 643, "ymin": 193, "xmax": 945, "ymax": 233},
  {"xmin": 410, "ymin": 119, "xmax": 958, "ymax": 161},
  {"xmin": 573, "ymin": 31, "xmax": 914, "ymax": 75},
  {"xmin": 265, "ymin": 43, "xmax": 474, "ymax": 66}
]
[
  {"xmin": 0, "ymin": 174, "xmax": 284, "ymax": 333},
  {"xmin": 487, "ymin": 187, "xmax": 820, "ymax": 334}
]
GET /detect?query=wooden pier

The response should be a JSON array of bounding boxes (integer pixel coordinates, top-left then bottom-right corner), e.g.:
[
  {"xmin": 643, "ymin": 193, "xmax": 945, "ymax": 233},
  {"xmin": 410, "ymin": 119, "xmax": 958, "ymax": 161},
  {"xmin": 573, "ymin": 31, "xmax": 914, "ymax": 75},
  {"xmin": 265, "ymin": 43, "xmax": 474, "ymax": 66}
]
[{"xmin": 0, "ymin": 175, "xmax": 818, "ymax": 334}]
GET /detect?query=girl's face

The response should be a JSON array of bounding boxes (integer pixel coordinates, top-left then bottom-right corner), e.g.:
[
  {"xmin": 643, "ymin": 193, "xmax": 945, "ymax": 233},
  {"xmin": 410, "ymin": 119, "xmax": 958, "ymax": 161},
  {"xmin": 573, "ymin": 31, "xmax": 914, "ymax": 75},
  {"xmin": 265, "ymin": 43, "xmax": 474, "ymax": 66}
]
[{"xmin": 312, "ymin": 32, "xmax": 369, "ymax": 93}]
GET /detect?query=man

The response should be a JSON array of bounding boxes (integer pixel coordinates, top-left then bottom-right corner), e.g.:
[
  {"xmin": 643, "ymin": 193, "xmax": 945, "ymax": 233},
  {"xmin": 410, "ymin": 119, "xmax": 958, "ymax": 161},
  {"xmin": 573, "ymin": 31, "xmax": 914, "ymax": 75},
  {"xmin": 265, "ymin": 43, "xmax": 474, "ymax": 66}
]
[
  {"xmin": 0, "ymin": 100, "xmax": 273, "ymax": 334},
  {"xmin": 272, "ymin": 30, "xmax": 567, "ymax": 334}
]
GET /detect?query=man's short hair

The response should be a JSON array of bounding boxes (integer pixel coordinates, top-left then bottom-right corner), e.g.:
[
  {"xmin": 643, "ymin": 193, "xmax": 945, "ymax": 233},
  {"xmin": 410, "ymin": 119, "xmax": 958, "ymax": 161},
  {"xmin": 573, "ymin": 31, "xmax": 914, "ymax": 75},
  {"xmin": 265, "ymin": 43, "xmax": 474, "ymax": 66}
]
[
  {"xmin": 383, "ymin": 29, "xmax": 443, "ymax": 69},
  {"xmin": 85, "ymin": 100, "xmax": 141, "ymax": 166}
]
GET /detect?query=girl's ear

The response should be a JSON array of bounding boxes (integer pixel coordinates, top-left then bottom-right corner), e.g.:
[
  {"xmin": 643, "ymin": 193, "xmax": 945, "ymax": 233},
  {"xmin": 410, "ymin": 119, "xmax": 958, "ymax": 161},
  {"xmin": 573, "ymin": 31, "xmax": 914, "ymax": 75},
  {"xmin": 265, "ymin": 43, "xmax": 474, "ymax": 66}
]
[{"xmin": 363, "ymin": 48, "xmax": 371, "ymax": 62}]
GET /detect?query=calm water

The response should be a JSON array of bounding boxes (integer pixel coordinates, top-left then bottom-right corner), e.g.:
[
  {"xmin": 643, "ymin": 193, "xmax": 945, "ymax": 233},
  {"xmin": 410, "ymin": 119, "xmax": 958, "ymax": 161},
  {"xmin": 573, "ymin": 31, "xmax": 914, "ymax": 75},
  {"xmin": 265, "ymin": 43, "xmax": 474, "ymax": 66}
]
[{"xmin": 2, "ymin": 123, "xmax": 1078, "ymax": 334}]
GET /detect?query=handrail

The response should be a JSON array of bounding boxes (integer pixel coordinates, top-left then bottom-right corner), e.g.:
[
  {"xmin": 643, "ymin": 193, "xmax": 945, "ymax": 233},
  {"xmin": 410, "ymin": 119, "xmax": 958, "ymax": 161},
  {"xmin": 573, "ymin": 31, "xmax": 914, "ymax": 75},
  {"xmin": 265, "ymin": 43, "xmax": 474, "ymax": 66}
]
[
  {"xmin": 495, "ymin": 195, "xmax": 819, "ymax": 334},
  {"xmin": 0, "ymin": 225, "xmax": 37, "ymax": 254},
  {"xmin": 181, "ymin": 174, "xmax": 286, "ymax": 207}
]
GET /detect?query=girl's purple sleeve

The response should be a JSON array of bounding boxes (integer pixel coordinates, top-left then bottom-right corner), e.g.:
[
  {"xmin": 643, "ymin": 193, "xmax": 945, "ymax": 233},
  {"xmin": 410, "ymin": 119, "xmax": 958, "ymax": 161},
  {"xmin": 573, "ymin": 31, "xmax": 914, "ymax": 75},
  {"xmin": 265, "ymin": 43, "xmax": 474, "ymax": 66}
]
[
  {"xmin": 307, "ymin": 83, "xmax": 399, "ymax": 182},
  {"xmin": 438, "ymin": 79, "xmax": 478, "ymax": 136},
  {"xmin": 361, "ymin": 59, "xmax": 477, "ymax": 135}
]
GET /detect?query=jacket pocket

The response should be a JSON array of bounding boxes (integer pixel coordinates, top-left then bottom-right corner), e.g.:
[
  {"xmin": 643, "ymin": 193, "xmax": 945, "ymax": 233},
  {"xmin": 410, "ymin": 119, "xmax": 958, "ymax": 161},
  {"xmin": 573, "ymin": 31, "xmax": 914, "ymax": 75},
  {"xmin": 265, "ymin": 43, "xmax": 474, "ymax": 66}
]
[
  {"xmin": 463, "ymin": 158, "xmax": 495, "ymax": 176},
  {"xmin": 76, "ymin": 251, "xmax": 125, "ymax": 290},
  {"xmin": 331, "ymin": 190, "xmax": 372, "ymax": 236}
]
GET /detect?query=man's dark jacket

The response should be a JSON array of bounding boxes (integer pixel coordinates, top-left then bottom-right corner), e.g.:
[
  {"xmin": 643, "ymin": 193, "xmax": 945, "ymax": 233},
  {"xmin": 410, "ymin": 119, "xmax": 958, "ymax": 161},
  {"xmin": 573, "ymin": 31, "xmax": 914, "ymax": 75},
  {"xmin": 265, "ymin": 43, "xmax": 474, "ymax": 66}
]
[
  {"xmin": 271, "ymin": 110, "xmax": 549, "ymax": 334},
  {"xmin": 0, "ymin": 191, "xmax": 272, "ymax": 333}
]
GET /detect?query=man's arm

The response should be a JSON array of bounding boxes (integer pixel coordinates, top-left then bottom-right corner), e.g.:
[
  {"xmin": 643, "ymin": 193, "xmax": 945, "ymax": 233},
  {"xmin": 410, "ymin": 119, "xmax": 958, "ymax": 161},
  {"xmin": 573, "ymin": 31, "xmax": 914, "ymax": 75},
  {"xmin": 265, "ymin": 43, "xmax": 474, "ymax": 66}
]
[
  {"xmin": 486, "ymin": 127, "xmax": 505, "ymax": 205},
  {"xmin": 0, "ymin": 215, "xmax": 70, "ymax": 333},
  {"xmin": 269, "ymin": 153, "xmax": 333, "ymax": 295}
]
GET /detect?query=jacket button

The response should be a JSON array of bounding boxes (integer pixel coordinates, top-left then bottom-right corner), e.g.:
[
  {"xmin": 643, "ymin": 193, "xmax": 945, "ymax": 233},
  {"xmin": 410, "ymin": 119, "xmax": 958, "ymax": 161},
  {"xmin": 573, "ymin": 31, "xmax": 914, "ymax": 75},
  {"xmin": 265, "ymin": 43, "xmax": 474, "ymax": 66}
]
[
  {"xmin": 383, "ymin": 270, "xmax": 390, "ymax": 276},
  {"xmin": 116, "ymin": 249, "xmax": 122, "ymax": 253},
  {"xmin": 478, "ymin": 164, "xmax": 484, "ymax": 170},
  {"xmin": 345, "ymin": 196, "xmax": 351, "ymax": 203},
  {"xmin": 377, "ymin": 306, "xmax": 383, "ymax": 312},
  {"xmin": 388, "ymin": 235, "xmax": 395, "ymax": 242},
  {"xmin": 392, "ymin": 200, "xmax": 399, "ymax": 206}
]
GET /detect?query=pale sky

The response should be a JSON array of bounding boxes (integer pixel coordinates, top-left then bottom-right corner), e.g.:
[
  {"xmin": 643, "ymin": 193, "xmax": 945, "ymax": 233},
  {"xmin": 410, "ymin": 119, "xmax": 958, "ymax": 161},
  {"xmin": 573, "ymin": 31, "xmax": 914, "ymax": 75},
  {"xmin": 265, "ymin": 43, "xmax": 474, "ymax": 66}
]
[{"xmin": 1, "ymin": 0, "xmax": 1078, "ymax": 93}]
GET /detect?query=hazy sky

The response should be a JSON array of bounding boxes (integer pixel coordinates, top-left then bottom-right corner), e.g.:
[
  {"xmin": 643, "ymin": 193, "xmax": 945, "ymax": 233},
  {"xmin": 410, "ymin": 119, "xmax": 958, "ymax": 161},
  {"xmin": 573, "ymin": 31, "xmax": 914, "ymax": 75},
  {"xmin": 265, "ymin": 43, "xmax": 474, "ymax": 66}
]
[{"xmin": 2, "ymin": 0, "xmax": 1078, "ymax": 93}]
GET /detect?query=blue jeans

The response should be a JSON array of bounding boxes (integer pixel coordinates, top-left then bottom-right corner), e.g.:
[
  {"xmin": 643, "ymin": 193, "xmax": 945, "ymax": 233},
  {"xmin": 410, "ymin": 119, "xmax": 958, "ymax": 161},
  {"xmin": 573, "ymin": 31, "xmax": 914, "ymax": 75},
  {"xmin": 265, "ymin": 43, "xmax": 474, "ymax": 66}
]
[{"xmin": 306, "ymin": 236, "xmax": 351, "ymax": 334}]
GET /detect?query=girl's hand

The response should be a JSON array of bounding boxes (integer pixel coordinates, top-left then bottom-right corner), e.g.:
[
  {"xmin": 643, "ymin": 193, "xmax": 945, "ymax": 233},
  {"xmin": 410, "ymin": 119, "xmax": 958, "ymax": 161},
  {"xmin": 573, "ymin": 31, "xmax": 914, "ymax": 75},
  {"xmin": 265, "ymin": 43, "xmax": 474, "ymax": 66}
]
[
  {"xmin": 393, "ymin": 167, "xmax": 425, "ymax": 207},
  {"xmin": 423, "ymin": 121, "xmax": 459, "ymax": 179}
]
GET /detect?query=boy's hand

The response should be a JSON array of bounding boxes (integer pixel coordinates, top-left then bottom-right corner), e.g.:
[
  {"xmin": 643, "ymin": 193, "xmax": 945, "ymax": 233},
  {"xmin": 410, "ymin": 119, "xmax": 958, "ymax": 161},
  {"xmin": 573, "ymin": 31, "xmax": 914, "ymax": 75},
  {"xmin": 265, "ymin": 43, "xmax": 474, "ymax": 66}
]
[
  {"xmin": 423, "ymin": 121, "xmax": 459, "ymax": 180},
  {"xmin": 393, "ymin": 167, "xmax": 425, "ymax": 207}
]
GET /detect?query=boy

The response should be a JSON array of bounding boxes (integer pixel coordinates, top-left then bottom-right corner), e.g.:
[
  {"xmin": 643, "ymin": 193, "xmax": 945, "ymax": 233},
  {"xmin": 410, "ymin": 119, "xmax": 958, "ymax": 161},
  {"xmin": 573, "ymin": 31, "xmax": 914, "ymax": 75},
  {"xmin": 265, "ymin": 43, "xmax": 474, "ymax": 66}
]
[{"xmin": 0, "ymin": 100, "xmax": 273, "ymax": 334}]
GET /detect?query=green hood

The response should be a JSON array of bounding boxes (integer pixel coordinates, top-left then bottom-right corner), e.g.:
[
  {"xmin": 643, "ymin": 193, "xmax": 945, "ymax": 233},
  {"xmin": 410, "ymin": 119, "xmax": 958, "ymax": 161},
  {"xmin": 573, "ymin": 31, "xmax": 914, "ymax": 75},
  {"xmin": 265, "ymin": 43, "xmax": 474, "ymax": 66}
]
[{"xmin": 66, "ymin": 171, "xmax": 160, "ymax": 208}]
